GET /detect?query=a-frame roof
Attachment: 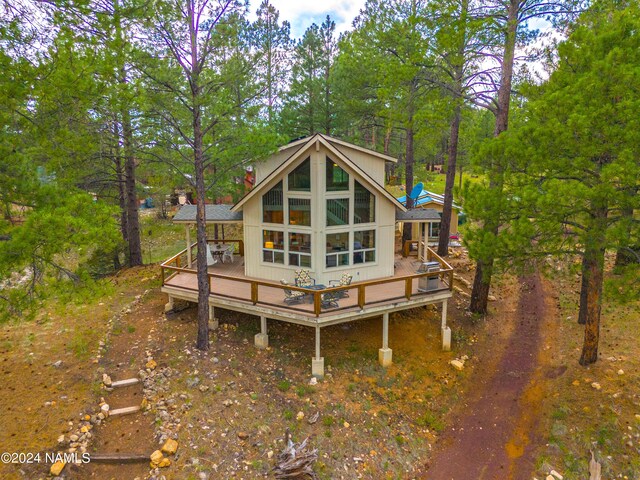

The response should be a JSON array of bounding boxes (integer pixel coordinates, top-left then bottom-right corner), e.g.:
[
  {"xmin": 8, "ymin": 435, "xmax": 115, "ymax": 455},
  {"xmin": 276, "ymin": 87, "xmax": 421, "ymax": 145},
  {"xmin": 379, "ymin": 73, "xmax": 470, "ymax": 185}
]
[{"xmin": 231, "ymin": 134, "xmax": 406, "ymax": 213}]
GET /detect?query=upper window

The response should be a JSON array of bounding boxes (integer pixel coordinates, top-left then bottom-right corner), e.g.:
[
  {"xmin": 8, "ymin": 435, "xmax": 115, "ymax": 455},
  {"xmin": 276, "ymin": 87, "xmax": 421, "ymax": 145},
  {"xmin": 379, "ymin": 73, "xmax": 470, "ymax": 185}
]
[
  {"xmin": 288, "ymin": 157, "xmax": 311, "ymax": 191},
  {"xmin": 262, "ymin": 181, "xmax": 283, "ymax": 224},
  {"xmin": 289, "ymin": 198, "xmax": 311, "ymax": 226},
  {"xmin": 326, "ymin": 157, "xmax": 349, "ymax": 191},
  {"xmin": 326, "ymin": 199, "xmax": 349, "ymax": 226},
  {"xmin": 354, "ymin": 180, "xmax": 375, "ymax": 223}
]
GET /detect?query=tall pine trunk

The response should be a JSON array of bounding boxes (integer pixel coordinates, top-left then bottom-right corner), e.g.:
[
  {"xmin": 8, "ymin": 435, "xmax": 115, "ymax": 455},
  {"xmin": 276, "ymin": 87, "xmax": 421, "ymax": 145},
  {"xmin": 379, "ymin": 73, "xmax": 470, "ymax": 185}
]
[
  {"xmin": 188, "ymin": 1, "xmax": 210, "ymax": 351},
  {"xmin": 121, "ymin": 106, "xmax": 143, "ymax": 267},
  {"xmin": 470, "ymin": 0, "xmax": 517, "ymax": 313},
  {"xmin": 114, "ymin": 1, "xmax": 142, "ymax": 267},
  {"xmin": 402, "ymin": 81, "xmax": 417, "ymax": 247},
  {"xmin": 437, "ymin": 101, "xmax": 461, "ymax": 257},
  {"xmin": 578, "ymin": 242, "xmax": 606, "ymax": 365}
]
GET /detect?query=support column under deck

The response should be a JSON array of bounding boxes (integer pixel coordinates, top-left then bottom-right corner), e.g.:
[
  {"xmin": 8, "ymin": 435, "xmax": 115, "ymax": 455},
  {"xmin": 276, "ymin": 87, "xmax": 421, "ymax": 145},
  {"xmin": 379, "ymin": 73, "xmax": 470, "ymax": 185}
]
[
  {"xmin": 186, "ymin": 225, "xmax": 192, "ymax": 268},
  {"xmin": 164, "ymin": 295, "xmax": 174, "ymax": 313},
  {"xmin": 255, "ymin": 315, "xmax": 269, "ymax": 349},
  {"xmin": 441, "ymin": 299, "xmax": 451, "ymax": 351},
  {"xmin": 311, "ymin": 326, "xmax": 324, "ymax": 378},
  {"xmin": 209, "ymin": 304, "xmax": 219, "ymax": 331},
  {"xmin": 378, "ymin": 312, "xmax": 392, "ymax": 367}
]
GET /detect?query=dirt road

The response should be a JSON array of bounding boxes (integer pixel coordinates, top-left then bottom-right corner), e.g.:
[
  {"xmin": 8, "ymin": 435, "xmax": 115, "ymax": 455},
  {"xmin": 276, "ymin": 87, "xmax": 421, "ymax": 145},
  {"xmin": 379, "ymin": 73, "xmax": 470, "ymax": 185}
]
[{"xmin": 425, "ymin": 273, "xmax": 556, "ymax": 480}]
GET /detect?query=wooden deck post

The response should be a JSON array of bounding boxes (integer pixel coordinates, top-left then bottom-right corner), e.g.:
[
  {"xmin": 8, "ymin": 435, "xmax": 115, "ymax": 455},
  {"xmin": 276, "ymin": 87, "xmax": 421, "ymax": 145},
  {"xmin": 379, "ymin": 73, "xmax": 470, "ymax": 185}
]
[
  {"xmin": 208, "ymin": 304, "xmax": 218, "ymax": 331},
  {"xmin": 441, "ymin": 299, "xmax": 451, "ymax": 351},
  {"xmin": 311, "ymin": 326, "xmax": 324, "ymax": 378},
  {"xmin": 254, "ymin": 315, "xmax": 268, "ymax": 349},
  {"xmin": 186, "ymin": 225, "xmax": 192, "ymax": 268},
  {"xmin": 358, "ymin": 285, "xmax": 366, "ymax": 310},
  {"xmin": 251, "ymin": 282, "xmax": 258, "ymax": 304},
  {"xmin": 379, "ymin": 313, "xmax": 392, "ymax": 367},
  {"xmin": 405, "ymin": 277, "xmax": 412, "ymax": 300}
]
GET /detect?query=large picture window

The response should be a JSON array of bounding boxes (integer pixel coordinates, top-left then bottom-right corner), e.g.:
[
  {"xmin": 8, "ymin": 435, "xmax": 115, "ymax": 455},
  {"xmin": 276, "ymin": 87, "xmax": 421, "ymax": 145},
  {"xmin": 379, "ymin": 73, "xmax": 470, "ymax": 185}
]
[
  {"xmin": 289, "ymin": 232, "xmax": 311, "ymax": 267},
  {"xmin": 263, "ymin": 230, "xmax": 284, "ymax": 264},
  {"xmin": 354, "ymin": 180, "xmax": 375, "ymax": 224},
  {"xmin": 288, "ymin": 157, "xmax": 311, "ymax": 191},
  {"xmin": 326, "ymin": 158, "xmax": 349, "ymax": 191},
  {"xmin": 326, "ymin": 232, "xmax": 350, "ymax": 268},
  {"xmin": 288, "ymin": 198, "xmax": 311, "ymax": 226},
  {"xmin": 262, "ymin": 181, "xmax": 283, "ymax": 223},
  {"xmin": 353, "ymin": 230, "xmax": 375, "ymax": 264},
  {"xmin": 326, "ymin": 199, "xmax": 349, "ymax": 226}
]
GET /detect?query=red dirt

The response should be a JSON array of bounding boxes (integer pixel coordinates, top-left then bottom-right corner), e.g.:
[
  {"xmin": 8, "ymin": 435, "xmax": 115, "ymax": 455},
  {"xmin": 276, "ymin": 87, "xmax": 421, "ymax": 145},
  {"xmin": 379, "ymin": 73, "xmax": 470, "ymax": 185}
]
[{"xmin": 425, "ymin": 273, "xmax": 559, "ymax": 480}]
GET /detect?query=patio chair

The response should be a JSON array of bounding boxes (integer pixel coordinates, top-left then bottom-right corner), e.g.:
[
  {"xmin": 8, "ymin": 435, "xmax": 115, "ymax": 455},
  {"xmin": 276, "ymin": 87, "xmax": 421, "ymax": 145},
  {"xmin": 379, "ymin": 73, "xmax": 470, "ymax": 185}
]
[
  {"xmin": 206, "ymin": 244, "xmax": 218, "ymax": 266},
  {"xmin": 294, "ymin": 269, "xmax": 316, "ymax": 288},
  {"xmin": 328, "ymin": 273, "xmax": 352, "ymax": 298},
  {"xmin": 280, "ymin": 280, "xmax": 306, "ymax": 305},
  {"xmin": 321, "ymin": 291, "xmax": 340, "ymax": 309},
  {"xmin": 222, "ymin": 244, "xmax": 234, "ymax": 263}
]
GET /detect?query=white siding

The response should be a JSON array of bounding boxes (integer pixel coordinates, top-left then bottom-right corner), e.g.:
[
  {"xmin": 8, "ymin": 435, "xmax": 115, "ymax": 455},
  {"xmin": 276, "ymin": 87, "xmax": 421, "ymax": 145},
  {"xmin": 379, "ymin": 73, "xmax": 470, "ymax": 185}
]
[{"xmin": 243, "ymin": 143, "xmax": 396, "ymax": 284}]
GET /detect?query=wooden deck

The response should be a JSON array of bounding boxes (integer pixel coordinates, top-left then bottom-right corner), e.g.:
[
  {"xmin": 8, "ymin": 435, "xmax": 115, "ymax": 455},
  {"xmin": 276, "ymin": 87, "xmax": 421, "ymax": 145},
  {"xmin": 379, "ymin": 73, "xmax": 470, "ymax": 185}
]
[{"xmin": 161, "ymin": 246, "xmax": 453, "ymax": 327}]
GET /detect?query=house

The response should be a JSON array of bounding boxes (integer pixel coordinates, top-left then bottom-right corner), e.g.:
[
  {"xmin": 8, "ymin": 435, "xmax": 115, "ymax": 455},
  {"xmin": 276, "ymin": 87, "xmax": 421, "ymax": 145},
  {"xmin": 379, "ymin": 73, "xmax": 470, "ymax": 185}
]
[
  {"xmin": 397, "ymin": 189, "xmax": 463, "ymax": 247},
  {"xmin": 161, "ymin": 134, "xmax": 454, "ymax": 377}
]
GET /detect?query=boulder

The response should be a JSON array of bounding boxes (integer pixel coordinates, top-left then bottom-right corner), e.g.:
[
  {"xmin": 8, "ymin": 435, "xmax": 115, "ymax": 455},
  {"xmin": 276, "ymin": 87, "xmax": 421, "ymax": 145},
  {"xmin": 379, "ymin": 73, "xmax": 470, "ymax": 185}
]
[
  {"xmin": 102, "ymin": 373, "xmax": 112, "ymax": 387},
  {"xmin": 450, "ymin": 359, "xmax": 465, "ymax": 371},
  {"xmin": 146, "ymin": 359, "xmax": 157, "ymax": 370},
  {"xmin": 50, "ymin": 461, "xmax": 66, "ymax": 476},
  {"xmin": 150, "ymin": 450, "xmax": 164, "ymax": 465},
  {"xmin": 159, "ymin": 457, "xmax": 171, "ymax": 468},
  {"xmin": 161, "ymin": 438, "xmax": 178, "ymax": 455}
]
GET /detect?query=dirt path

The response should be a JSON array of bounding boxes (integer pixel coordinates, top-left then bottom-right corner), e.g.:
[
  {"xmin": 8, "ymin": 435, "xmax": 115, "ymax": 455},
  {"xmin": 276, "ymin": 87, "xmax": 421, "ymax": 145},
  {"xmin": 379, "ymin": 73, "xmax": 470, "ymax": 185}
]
[
  {"xmin": 70, "ymin": 293, "xmax": 165, "ymax": 479},
  {"xmin": 425, "ymin": 273, "xmax": 558, "ymax": 480}
]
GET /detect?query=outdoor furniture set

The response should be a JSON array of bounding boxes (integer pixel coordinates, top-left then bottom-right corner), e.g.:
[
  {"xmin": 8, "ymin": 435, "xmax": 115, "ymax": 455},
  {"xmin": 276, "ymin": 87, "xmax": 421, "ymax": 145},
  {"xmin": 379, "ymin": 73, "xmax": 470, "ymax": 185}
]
[{"xmin": 281, "ymin": 270, "xmax": 352, "ymax": 309}]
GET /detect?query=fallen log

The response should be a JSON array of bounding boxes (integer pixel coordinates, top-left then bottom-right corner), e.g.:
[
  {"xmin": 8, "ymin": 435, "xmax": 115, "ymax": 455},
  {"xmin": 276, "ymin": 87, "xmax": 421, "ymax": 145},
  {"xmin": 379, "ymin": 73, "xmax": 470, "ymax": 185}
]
[{"xmin": 88, "ymin": 453, "xmax": 149, "ymax": 464}]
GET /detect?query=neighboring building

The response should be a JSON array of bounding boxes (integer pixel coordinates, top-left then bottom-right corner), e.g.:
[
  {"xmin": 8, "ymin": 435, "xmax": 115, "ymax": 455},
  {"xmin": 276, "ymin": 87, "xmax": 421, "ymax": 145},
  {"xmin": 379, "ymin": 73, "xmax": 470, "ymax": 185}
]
[
  {"xmin": 161, "ymin": 134, "xmax": 455, "ymax": 377},
  {"xmin": 397, "ymin": 189, "xmax": 463, "ymax": 244}
]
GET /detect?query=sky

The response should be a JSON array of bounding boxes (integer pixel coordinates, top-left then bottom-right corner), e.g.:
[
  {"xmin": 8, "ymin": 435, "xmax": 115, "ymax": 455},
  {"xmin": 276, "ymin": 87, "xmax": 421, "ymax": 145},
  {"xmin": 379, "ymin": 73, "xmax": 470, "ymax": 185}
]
[{"xmin": 247, "ymin": 0, "xmax": 367, "ymax": 38}]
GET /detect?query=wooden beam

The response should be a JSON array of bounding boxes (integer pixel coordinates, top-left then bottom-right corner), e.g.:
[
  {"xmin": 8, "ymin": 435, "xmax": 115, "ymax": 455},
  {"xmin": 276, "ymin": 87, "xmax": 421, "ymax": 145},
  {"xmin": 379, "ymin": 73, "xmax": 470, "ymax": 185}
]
[
  {"xmin": 87, "ymin": 453, "xmax": 149, "ymax": 464},
  {"xmin": 405, "ymin": 278, "xmax": 412, "ymax": 300},
  {"xmin": 358, "ymin": 285, "xmax": 366, "ymax": 309}
]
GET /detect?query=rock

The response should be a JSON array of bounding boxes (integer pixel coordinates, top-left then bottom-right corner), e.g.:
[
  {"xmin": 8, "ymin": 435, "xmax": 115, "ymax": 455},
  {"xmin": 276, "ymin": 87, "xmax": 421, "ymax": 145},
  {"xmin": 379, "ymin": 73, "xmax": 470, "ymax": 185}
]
[
  {"xmin": 591, "ymin": 382, "xmax": 601, "ymax": 391},
  {"xmin": 309, "ymin": 377, "xmax": 318, "ymax": 386},
  {"xmin": 571, "ymin": 380, "xmax": 580, "ymax": 386},
  {"xmin": 150, "ymin": 450, "xmax": 164, "ymax": 465},
  {"xmin": 57, "ymin": 435, "xmax": 66, "ymax": 444},
  {"xmin": 450, "ymin": 360, "xmax": 465, "ymax": 371},
  {"xmin": 488, "ymin": 295, "xmax": 497, "ymax": 301},
  {"xmin": 222, "ymin": 400, "xmax": 233, "ymax": 407},
  {"xmin": 146, "ymin": 359, "xmax": 157, "ymax": 370},
  {"xmin": 158, "ymin": 457, "xmax": 171, "ymax": 468},
  {"xmin": 52, "ymin": 360, "xmax": 63, "ymax": 368},
  {"xmin": 102, "ymin": 373, "xmax": 112, "ymax": 387},
  {"xmin": 343, "ymin": 421, "xmax": 350, "ymax": 428},
  {"xmin": 267, "ymin": 450, "xmax": 274, "ymax": 459},
  {"xmin": 296, "ymin": 411, "xmax": 304, "ymax": 421},
  {"xmin": 617, "ymin": 369, "xmax": 624, "ymax": 375},
  {"xmin": 161, "ymin": 439, "xmax": 178, "ymax": 455},
  {"xmin": 635, "ymin": 414, "xmax": 640, "ymax": 421},
  {"xmin": 198, "ymin": 385, "xmax": 209, "ymax": 392},
  {"xmin": 101, "ymin": 404, "xmax": 110, "ymax": 416},
  {"xmin": 80, "ymin": 425, "xmax": 90, "ymax": 433},
  {"xmin": 50, "ymin": 461, "xmax": 66, "ymax": 476},
  {"xmin": 546, "ymin": 476, "xmax": 555, "ymax": 480},
  {"xmin": 237, "ymin": 432, "xmax": 249, "ymax": 440},
  {"xmin": 69, "ymin": 434, "xmax": 79, "ymax": 442},
  {"xmin": 550, "ymin": 470, "xmax": 563, "ymax": 480}
]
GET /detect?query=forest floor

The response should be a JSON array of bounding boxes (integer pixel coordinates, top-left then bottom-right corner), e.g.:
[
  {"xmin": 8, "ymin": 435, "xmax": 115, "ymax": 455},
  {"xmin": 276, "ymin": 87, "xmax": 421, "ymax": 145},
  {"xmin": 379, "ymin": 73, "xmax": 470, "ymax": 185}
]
[{"xmin": 0, "ymin": 233, "xmax": 638, "ymax": 479}]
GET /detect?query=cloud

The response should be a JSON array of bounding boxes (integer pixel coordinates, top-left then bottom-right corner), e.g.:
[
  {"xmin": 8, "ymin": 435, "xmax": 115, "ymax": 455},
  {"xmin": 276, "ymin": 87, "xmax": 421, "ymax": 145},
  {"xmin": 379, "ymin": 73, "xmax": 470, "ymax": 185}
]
[{"xmin": 247, "ymin": 0, "xmax": 366, "ymax": 38}]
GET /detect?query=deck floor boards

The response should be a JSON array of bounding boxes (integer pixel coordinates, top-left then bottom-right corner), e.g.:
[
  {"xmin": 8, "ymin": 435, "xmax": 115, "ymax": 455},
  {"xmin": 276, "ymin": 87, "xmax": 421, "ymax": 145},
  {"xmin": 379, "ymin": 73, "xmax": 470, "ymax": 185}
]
[{"xmin": 164, "ymin": 255, "xmax": 449, "ymax": 320}]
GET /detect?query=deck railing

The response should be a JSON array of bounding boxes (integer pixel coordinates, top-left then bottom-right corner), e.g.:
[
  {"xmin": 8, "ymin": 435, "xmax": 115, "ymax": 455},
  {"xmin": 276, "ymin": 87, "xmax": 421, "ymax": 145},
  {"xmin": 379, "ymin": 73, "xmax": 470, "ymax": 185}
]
[{"xmin": 161, "ymin": 245, "xmax": 453, "ymax": 318}]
